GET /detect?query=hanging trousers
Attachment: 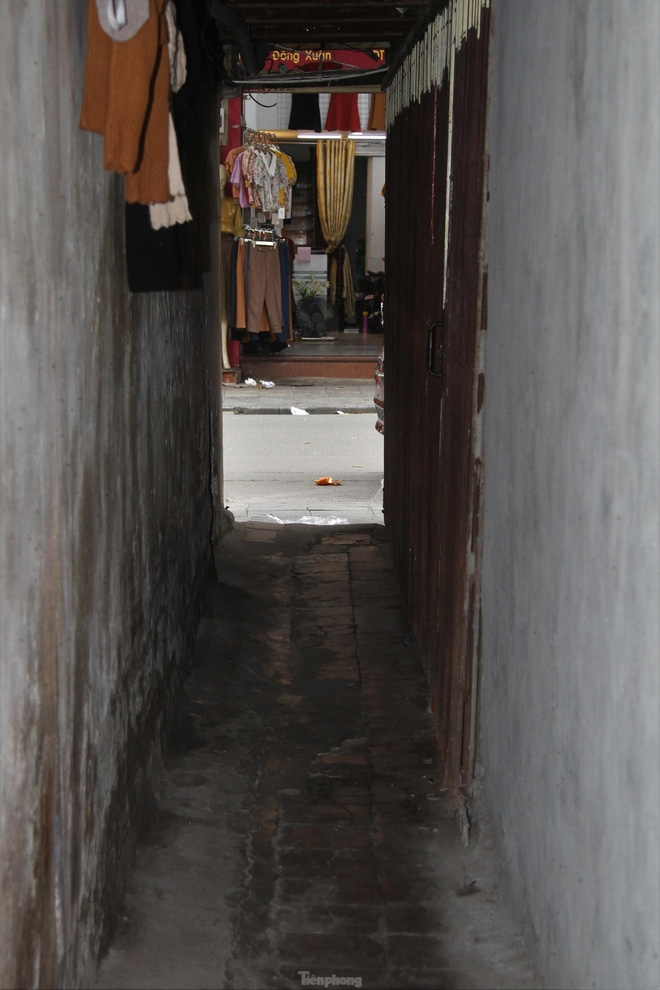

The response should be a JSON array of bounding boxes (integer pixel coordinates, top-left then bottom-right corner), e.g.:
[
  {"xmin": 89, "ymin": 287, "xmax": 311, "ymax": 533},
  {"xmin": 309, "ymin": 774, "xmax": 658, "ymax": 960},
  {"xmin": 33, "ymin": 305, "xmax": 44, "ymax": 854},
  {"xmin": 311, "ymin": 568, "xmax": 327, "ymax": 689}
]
[
  {"xmin": 220, "ymin": 233, "xmax": 234, "ymax": 324},
  {"xmin": 278, "ymin": 240, "xmax": 291, "ymax": 341},
  {"xmin": 247, "ymin": 244, "xmax": 282, "ymax": 336}
]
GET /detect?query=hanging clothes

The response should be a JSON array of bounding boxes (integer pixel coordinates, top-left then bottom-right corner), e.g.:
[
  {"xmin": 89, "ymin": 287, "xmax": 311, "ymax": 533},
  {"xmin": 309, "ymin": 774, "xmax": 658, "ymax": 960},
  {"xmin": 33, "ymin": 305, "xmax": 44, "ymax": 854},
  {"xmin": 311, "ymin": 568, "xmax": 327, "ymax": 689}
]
[
  {"xmin": 278, "ymin": 240, "xmax": 292, "ymax": 338},
  {"xmin": 324, "ymin": 93, "xmax": 361, "ymax": 132},
  {"xmin": 171, "ymin": 0, "xmax": 202, "ymax": 145},
  {"xmin": 289, "ymin": 93, "xmax": 322, "ymax": 131},
  {"xmin": 228, "ymin": 237, "xmax": 238, "ymax": 329},
  {"xmin": 234, "ymin": 239, "xmax": 247, "ymax": 330},
  {"xmin": 273, "ymin": 148, "xmax": 297, "ymax": 186},
  {"xmin": 282, "ymin": 234, "xmax": 297, "ymax": 330},
  {"xmin": 221, "ymin": 199, "xmax": 243, "ymax": 304},
  {"xmin": 229, "ymin": 230, "xmax": 293, "ymax": 345},
  {"xmin": 367, "ymin": 93, "xmax": 386, "ymax": 131},
  {"xmin": 241, "ymin": 147, "xmax": 291, "ymax": 214},
  {"xmin": 125, "ymin": 202, "xmax": 183, "ymax": 291},
  {"xmin": 230, "ymin": 152, "xmax": 250, "ymax": 208},
  {"xmin": 220, "ymin": 196, "xmax": 244, "ymax": 333},
  {"xmin": 148, "ymin": 0, "xmax": 192, "ymax": 229},
  {"xmin": 221, "ymin": 196, "xmax": 244, "ymax": 237},
  {"xmin": 149, "ymin": 113, "xmax": 192, "ymax": 228},
  {"xmin": 225, "ymin": 145, "xmax": 244, "ymax": 203},
  {"xmin": 80, "ymin": 0, "xmax": 170, "ymax": 204},
  {"xmin": 85, "ymin": 0, "xmax": 203, "ymax": 291},
  {"xmin": 247, "ymin": 245, "xmax": 282, "ymax": 336},
  {"xmin": 227, "ymin": 135, "xmax": 296, "ymax": 216}
]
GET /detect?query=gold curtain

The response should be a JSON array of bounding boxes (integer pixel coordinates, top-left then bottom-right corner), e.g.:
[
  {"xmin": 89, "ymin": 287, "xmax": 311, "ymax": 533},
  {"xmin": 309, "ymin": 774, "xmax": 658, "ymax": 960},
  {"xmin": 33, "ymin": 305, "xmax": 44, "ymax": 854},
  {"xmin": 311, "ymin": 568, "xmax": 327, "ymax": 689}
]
[{"xmin": 316, "ymin": 137, "xmax": 356, "ymax": 318}]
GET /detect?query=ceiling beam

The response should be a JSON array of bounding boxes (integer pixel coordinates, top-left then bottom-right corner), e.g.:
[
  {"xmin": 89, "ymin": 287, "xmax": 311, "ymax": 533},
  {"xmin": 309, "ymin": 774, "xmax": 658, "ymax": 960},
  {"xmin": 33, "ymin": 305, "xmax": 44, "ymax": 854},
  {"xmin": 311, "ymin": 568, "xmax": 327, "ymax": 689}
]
[
  {"xmin": 239, "ymin": 11, "xmax": 416, "ymax": 21},
  {"xmin": 211, "ymin": 1, "xmax": 427, "ymax": 53},
  {"xmin": 231, "ymin": 1, "xmax": 428, "ymax": 6},
  {"xmin": 217, "ymin": 24, "xmax": 411, "ymax": 36}
]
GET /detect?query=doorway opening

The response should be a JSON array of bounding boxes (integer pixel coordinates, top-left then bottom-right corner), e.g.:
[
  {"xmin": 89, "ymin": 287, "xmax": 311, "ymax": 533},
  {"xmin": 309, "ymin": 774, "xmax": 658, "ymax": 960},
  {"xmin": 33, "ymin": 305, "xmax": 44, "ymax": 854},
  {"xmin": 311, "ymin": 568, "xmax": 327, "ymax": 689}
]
[{"xmin": 221, "ymin": 87, "xmax": 386, "ymax": 527}]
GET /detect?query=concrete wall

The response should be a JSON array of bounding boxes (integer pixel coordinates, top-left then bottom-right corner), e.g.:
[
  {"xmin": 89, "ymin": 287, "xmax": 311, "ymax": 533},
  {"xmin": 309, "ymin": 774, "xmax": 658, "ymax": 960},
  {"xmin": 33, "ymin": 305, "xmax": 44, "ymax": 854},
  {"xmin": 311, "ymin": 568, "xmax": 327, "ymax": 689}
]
[
  {"xmin": 481, "ymin": 3, "xmax": 659, "ymax": 988},
  {"xmin": 0, "ymin": 3, "xmax": 220, "ymax": 986}
]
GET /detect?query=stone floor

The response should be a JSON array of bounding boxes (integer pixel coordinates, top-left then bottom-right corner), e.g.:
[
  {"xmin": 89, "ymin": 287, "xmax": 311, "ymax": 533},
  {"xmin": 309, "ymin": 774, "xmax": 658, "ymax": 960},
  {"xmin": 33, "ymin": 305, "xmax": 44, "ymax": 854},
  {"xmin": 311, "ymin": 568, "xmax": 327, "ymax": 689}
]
[{"xmin": 95, "ymin": 523, "xmax": 539, "ymax": 990}]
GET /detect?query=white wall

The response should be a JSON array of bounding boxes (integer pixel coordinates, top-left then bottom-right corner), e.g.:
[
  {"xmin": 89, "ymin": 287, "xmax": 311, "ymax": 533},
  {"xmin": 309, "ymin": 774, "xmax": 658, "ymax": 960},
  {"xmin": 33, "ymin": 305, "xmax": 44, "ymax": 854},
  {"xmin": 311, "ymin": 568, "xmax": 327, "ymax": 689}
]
[
  {"xmin": 243, "ymin": 92, "xmax": 281, "ymax": 132},
  {"xmin": 366, "ymin": 157, "xmax": 386, "ymax": 272},
  {"xmin": 481, "ymin": 3, "xmax": 659, "ymax": 988}
]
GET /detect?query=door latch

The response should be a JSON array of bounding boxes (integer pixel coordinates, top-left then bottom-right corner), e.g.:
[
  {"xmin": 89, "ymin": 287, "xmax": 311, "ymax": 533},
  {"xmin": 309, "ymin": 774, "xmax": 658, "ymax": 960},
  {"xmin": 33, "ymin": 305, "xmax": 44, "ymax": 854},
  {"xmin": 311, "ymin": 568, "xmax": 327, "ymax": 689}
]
[{"xmin": 428, "ymin": 320, "xmax": 444, "ymax": 379}]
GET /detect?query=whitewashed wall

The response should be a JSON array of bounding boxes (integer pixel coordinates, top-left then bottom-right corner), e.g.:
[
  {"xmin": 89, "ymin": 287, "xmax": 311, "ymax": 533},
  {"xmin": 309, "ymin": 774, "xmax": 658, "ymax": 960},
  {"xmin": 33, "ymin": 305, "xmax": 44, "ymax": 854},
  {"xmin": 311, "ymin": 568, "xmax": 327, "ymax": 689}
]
[{"xmin": 481, "ymin": 3, "xmax": 659, "ymax": 988}]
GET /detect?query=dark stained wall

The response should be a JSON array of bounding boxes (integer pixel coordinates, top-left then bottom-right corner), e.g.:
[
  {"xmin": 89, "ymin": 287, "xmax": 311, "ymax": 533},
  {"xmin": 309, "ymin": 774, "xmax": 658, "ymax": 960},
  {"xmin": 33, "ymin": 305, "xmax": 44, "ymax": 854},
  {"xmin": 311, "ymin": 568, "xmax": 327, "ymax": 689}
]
[{"xmin": 0, "ymin": 2, "xmax": 221, "ymax": 985}]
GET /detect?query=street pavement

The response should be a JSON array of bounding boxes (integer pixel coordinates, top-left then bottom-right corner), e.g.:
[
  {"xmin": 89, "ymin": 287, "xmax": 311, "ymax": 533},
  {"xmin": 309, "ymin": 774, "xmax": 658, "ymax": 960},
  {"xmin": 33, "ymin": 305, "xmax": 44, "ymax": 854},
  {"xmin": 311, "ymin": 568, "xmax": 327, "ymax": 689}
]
[
  {"xmin": 222, "ymin": 377, "xmax": 376, "ymax": 415},
  {"xmin": 223, "ymin": 405, "xmax": 384, "ymax": 525}
]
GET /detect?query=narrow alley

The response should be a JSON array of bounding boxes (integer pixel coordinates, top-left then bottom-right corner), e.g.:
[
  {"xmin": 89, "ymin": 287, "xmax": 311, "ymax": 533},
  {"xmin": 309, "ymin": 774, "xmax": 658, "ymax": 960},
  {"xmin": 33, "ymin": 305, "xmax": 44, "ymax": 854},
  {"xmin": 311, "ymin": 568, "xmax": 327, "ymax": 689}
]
[
  {"xmin": 2, "ymin": 3, "xmax": 658, "ymax": 989},
  {"xmin": 96, "ymin": 521, "xmax": 537, "ymax": 990}
]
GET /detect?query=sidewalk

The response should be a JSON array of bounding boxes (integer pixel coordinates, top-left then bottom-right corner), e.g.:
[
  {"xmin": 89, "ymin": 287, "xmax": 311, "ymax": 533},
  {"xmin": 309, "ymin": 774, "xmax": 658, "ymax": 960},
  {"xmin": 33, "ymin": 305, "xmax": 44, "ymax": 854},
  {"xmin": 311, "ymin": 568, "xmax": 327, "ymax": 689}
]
[
  {"xmin": 222, "ymin": 378, "xmax": 376, "ymax": 415},
  {"xmin": 95, "ymin": 522, "xmax": 539, "ymax": 990}
]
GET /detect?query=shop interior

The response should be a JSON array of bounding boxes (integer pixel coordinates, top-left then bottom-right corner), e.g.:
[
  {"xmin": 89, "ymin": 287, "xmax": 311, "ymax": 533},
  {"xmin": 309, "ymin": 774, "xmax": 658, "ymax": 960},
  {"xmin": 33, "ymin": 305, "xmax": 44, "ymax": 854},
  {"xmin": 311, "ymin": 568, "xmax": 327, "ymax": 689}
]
[{"xmin": 221, "ymin": 87, "xmax": 386, "ymax": 378}]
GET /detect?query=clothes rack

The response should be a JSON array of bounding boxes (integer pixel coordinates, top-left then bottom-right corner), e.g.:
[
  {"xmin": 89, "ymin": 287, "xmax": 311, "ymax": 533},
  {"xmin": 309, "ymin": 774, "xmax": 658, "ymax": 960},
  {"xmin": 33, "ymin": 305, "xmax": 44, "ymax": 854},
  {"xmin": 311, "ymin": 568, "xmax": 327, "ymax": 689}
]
[
  {"xmin": 226, "ymin": 135, "xmax": 297, "ymax": 217},
  {"xmin": 229, "ymin": 226, "xmax": 294, "ymax": 344},
  {"xmin": 244, "ymin": 128, "xmax": 278, "ymax": 150},
  {"xmin": 243, "ymin": 224, "xmax": 279, "ymax": 247}
]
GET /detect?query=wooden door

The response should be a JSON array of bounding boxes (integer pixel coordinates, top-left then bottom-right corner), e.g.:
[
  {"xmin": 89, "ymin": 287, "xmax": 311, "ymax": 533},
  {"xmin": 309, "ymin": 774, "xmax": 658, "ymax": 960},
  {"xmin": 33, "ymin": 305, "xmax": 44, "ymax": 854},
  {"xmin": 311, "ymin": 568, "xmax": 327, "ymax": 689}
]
[{"xmin": 385, "ymin": 3, "xmax": 490, "ymax": 797}]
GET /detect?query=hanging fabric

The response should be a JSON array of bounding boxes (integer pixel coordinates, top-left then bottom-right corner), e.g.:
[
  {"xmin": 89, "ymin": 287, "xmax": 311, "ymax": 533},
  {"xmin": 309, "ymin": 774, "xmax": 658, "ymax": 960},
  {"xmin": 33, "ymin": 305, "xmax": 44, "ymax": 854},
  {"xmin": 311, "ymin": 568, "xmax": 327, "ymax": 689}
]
[
  {"xmin": 125, "ymin": 202, "xmax": 183, "ymax": 291},
  {"xmin": 80, "ymin": 0, "xmax": 170, "ymax": 204},
  {"xmin": 224, "ymin": 130, "xmax": 296, "ymax": 349},
  {"xmin": 221, "ymin": 194, "xmax": 244, "ymax": 237},
  {"xmin": 149, "ymin": 1, "xmax": 192, "ymax": 229},
  {"xmin": 324, "ymin": 93, "xmax": 361, "ymax": 132},
  {"xmin": 82, "ymin": 0, "xmax": 205, "ymax": 291},
  {"xmin": 226, "ymin": 133, "xmax": 296, "ymax": 217},
  {"xmin": 149, "ymin": 113, "xmax": 192, "ymax": 228},
  {"xmin": 95, "ymin": 0, "xmax": 150, "ymax": 41},
  {"xmin": 367, "ymin": 92, "xmax": 386, "ymax": 131},
  {"xmin": 289, "ymin": 93, "xmax": 322, "ymax": 131},
  {"xmin": 229, "ymin": 227, "xmax": 293, "ymax": 347},
  {"xmin": 316, "ymin": 137, "xmax": 356, "ymax": 320},
  {"xmin": 246, "ymin": 244, "xmax": 282, "ymax": 336},
  {"xmin": 170, "ymin": 0, "xmax": 203, "ymax": 144}
]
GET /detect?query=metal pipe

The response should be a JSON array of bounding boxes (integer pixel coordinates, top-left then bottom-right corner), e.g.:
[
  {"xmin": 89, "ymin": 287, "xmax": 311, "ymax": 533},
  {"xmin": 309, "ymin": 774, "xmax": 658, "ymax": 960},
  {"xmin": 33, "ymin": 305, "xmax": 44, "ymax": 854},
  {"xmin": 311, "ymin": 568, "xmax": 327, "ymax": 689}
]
[{"xmin": 209, "ymin": 0, "xmax": 259, "ymax": 76}]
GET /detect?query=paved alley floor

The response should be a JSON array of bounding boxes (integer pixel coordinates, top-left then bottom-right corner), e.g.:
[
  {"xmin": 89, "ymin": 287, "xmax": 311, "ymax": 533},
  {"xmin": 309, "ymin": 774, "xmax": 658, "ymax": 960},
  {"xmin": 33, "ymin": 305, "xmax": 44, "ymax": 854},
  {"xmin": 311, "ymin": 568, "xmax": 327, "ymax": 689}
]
[{"xmin": 95, "ymin": 523, "xmax": 539, "ymax": 990}]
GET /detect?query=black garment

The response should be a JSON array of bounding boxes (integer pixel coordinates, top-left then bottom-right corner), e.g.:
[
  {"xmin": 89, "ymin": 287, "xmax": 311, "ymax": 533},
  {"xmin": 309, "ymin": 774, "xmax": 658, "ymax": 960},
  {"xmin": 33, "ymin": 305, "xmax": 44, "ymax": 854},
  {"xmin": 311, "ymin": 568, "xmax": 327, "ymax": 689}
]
[
  {"xmin": 228, "ymin": 237, "xmax": 238, "ymax": 328},
  {"xmin": 288, "ymin": 93, "xmax": 321, "ymax": 131},
  {"xmin": 171, "ymin": 0, "xmax": 202, "ymax": 144},
  {"xmin": 125, "ymin": 204, "xmax": 182, "ymax": 292},
  {"xmin": 124, "ymin": 0, "xmax": 202, "ymax": 293},
  {"xmin": 278, "ymin": 239, "xmax": 290, "ymax": 342}
]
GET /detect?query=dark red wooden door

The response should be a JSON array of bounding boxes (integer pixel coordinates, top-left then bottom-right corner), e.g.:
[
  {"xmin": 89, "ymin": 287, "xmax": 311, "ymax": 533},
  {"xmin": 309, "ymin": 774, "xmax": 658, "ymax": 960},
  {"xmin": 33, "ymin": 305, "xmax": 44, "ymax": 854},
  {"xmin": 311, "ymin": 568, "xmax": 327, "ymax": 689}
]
[{"xmin": 385, "ymin": 5, "xmax": 490, "ymax": 796}]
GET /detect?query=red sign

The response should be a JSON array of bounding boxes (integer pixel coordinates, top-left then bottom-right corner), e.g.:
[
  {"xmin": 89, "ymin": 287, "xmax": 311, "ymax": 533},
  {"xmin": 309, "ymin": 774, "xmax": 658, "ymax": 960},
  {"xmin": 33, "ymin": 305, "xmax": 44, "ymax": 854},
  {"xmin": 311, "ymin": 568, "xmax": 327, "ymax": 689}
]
[{"xmin": 263, "ymin": 48, "xmax": 386, "ymax": 73}]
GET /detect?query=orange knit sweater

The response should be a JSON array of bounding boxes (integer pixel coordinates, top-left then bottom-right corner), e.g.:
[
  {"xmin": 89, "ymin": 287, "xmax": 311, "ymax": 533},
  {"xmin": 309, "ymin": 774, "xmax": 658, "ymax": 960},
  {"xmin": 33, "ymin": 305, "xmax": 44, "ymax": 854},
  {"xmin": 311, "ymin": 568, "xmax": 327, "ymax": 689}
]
[{"xmin": 79, "ymin": 0, "xmax": 170, "ymax": 205}]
